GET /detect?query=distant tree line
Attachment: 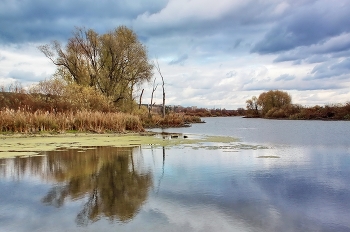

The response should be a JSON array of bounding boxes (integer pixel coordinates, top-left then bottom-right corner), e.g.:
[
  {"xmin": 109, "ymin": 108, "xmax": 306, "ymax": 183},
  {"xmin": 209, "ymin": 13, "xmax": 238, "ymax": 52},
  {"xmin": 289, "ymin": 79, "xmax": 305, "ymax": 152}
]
[
  {"xmin": 246, "ymin": 90, "xmax": 350, "ymax": 120},
  {"xmin": 169, "ymin": 106, "xmax": 245, "ymax": 117}
]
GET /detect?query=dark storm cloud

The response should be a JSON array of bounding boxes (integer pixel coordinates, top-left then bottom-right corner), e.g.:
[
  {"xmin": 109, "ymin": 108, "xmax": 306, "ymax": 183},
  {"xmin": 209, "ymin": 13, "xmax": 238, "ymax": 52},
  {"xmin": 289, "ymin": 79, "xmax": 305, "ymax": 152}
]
[
  {"xmin": 252, "ymin": 0, "xmax": 350, "ymax": 54},
  {"xmin": 0, "ymin": 0, "xmax": 167, "ymax": 43},
  {"xmin": 273, "ymin": 33, "xmax": 350, "ymax": 64},
  {"xmin": 133, "ymin": 0, "xmax": 289, "ymax": 50}
]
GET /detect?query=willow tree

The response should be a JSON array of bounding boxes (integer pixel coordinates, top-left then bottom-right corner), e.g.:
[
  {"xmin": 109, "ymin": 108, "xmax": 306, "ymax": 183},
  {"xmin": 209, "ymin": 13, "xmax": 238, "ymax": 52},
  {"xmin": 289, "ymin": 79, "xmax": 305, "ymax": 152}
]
[
  {"xmin": 257, "ymin": 90, "xmax": 292, "ymax": 116},
  {"xmin": 39, "ymin": 26, "xmax": 153, "ymax": 111}
]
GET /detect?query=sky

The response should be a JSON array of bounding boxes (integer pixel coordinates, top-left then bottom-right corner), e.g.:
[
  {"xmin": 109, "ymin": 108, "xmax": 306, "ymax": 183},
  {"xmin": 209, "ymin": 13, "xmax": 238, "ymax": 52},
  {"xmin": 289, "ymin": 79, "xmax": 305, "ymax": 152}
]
[{"xmin": 1, "ymin": 0, "xmax": 350, "ymax": 109}]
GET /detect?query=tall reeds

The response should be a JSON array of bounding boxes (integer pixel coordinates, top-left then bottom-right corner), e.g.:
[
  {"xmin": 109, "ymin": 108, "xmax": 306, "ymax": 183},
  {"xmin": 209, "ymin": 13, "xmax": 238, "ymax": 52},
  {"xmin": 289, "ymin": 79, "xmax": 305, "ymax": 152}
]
[
  {"xmin": 138, "ymin": 111, "xmax": 202, "ymax": 128},
  {"xmin": 0, "ymin": 109, "xmax": 143, "ymax": 133}
]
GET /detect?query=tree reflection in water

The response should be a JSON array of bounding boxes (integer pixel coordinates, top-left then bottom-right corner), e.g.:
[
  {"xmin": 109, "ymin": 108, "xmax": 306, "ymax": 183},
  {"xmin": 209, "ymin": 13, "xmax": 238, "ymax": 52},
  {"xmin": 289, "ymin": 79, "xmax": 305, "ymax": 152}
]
[{"xmin": 1, "ymin": 146, "xmax": 153, "ymax": 226}]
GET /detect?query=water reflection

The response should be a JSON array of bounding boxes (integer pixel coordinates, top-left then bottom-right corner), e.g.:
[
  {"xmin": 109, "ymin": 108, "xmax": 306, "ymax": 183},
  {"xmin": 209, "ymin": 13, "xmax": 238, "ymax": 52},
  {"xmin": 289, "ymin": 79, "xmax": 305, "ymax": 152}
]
[
  {"xmin": 1, "ymin": 121, "xmax": 350, "ymax": 231},
  {"xmin": 0, "ymin": 146, "xmax": 153, "ymax": 226}
]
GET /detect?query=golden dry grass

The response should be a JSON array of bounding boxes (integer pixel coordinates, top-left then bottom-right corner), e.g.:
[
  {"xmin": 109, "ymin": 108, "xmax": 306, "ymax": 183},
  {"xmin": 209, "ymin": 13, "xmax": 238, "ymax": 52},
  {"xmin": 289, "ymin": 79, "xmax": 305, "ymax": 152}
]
[{"xmin": 0, "ymin": 109, "xmax": 143, "ymax": 133}]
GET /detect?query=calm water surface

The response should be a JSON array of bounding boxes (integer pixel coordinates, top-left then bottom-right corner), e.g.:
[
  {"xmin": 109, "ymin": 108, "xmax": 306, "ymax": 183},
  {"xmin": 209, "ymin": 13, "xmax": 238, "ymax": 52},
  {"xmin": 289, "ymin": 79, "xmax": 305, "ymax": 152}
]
[{"xmin": 1, "ymin": 117, "xmax": 350, "ymax": 232}]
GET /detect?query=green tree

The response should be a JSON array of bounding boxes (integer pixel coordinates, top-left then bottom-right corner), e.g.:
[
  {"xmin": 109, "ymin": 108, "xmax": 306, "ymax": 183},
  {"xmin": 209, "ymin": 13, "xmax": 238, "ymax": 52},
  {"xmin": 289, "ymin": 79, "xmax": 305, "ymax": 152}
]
[
  {"xmin": 39, "ymin": 26, "xmax": 153, "ymax": 111},
  {"xmin": 257, "ymin": 90, "xmax": 292, "ymax": 116}
]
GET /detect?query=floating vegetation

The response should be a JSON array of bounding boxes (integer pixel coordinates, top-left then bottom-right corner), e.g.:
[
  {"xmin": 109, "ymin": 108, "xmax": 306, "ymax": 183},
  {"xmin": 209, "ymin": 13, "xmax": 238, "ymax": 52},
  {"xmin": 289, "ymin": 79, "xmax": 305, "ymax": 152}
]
[
  {"xmin": 0, "ymin": 132, "xmax": 268, "ymax": 158},
  {"xmin": 195, "ymin": 143, "xmax": 268, "ymax": 151},
  {"xmin": 257, "ymin": 156, "xmax": 280, "ymax": 158},
  {"xmin": 0, "ymin": 151, "xmax": 39, "ymax": 158}
]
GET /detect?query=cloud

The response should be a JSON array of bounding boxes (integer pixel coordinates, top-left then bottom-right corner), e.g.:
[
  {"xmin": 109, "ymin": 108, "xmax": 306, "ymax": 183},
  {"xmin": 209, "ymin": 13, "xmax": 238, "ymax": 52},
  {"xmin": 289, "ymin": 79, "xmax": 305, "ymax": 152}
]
[
  {"xmin": 226, "ymin": 71, "xmax": 237, "ymax": 78},
  {"xmin": 242, "ymin": 74, "xmax": 345, "ymax": 91},
  {"xmin": 0, "ymin": 44, "xmax": 55, "ymax": 86},
  {"xmin": 8, "ymin": 70, "xmax": 49, "ymax": 83},
  {"xmin": 273, "ymin": 33, "xmax": 350, "ymax": 64},
  {"xmin": 1, "ymin": 0, "xmax": 350, "ymax": 108},
  {"xmin": 303, "ymin": 58, "xmax": 350, "ymax": 80},
  {"xmin": 168, "ymin": 54, "xmax": 189, "ymax": 65},
  {"xmin": 275, "ymin": 74, "xmax": 295, "ymax": 81},
  {"xmin": 0, "ymin": 0, "xmax": 167, "ymax": 43},
  {"xmin": 252, "ymin": 0, "xmax": 350, "ymax": 54},
  {"xmin": 133, "ymin": 0, "xmax": 290, "ymax": 47}
]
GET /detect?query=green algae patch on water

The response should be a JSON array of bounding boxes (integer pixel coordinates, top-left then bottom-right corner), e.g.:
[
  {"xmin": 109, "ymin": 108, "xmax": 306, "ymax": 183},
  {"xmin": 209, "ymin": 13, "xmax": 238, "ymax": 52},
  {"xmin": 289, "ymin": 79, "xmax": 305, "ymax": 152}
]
[
  {"xmin": 0, "ymin": 151, "xmax": 40, "ymax": 158},
  {"xmin": 257, "ymin": 155, "xmax": 280, "ymax": 158},
  {"xmin": 0, "ymin": 133, "xmax": 221, "ymax": 158},
  {"xmin": 0, "ymin": 133, "xmax": 150, "ymax": 158},
  {"xmin": 0, "ymin": 133, "xmax": 265, "ymax": 158}
]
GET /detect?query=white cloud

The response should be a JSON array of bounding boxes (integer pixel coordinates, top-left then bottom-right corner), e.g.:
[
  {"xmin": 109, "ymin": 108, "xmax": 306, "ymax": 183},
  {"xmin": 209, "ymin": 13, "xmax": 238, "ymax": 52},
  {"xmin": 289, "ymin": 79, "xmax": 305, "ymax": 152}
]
[
  {"xmin": 273, "ymin": 2, "xmax": 290, "ymax": 16},
  {"xmin": 0, "ymin": 44, "xmax": 55, "ymax": 85}
]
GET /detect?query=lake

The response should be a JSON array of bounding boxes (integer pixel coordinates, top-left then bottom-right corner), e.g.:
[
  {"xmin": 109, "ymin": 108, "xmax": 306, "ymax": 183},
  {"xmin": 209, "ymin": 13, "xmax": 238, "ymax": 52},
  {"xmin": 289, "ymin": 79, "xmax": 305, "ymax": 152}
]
[{"xmin": 1, "ymin": 117, "xmax": 350, "ymax": 231}]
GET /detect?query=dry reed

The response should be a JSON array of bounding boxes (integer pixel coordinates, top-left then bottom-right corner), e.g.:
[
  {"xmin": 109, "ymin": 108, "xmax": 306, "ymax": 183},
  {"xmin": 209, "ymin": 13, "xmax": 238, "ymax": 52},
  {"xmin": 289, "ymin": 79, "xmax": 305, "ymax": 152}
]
[
  {"xmin": 0, "ymin": 108, "xmax": 143, "ymax": 133},
  {"xmin": 139, "ymin": 112, "xmax": 202, "ymax": 128}
]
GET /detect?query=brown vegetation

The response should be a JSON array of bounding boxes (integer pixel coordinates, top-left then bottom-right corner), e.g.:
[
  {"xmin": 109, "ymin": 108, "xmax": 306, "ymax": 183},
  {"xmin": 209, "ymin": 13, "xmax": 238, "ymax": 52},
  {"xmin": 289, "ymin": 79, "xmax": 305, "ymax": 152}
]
[
  {"xmin": 0, "ymin": 80, "xmax": 204, "ymax": 133},
  {"xmin": 0, "ymin": 79, "xmax": 113, "ymax": 113},
  {"xmin": 39, "ymin": 26, "xmax": 153, "ymax": 112},
  {"xmin": 0, "ymin": 26, "xmax": 206, "ymax": 133},
  {"xmin": 246, "ymin": 90, "xmax": 350, "ymax": 120},
  {"xmin": 177, "ymin": 107, "xmax": 245, "ymax": 117},
  {"xmin": 134, "ymin": 106, "xmax": 202, "ymax": 128},
  {"xmin": 288, "ymin": 103, "xmax": 350, "ymax": 120},
  {"xmin": 0, "ymin": 109, "xmax": 143, "ymax": 133}
]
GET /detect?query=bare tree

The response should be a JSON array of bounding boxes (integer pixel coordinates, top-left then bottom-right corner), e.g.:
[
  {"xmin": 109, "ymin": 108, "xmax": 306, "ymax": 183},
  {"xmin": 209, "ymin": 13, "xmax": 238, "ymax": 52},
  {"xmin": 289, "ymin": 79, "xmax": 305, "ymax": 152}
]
[
  {"xmin": 8, "ymin": 81, "xmax": 25, "ymax": 93},
  {"xmin": 149, "ymin": 78, "xmax": 158, "ymax": 118},
  {"xmin": 246, "ymin": 96, "xmax": 259, "ymax": 116},
  {"xmin": 154, "ymin": 59, "xmax": 165, "ymax": 118}
]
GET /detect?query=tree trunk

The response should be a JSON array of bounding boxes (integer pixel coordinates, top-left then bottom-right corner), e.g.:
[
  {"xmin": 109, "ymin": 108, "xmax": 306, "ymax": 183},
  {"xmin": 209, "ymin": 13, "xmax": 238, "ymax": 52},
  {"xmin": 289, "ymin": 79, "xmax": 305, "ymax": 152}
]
[
  {"xmin": 139, "ymin": 89, "xmax": 144, "ymax": 109},
  {"xmin": 149, "ymin": 78, "xmax": 158, "ymax": 118},
  {"xmin": 155, "ymin": 59, "xmax": 165, "ymax": 118}
]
